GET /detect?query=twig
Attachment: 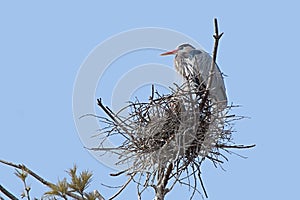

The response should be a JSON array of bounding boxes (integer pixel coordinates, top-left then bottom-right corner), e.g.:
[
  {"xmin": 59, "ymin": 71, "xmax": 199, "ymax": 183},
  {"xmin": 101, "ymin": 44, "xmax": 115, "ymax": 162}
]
[
  {"xmin": 97, "ymin": 98, "xmax": 116, "ymax": 122},
  {"xmin": 0, "ymin": 184, "xmax": 18, "ymax": 200},
  {"xmin": 0, "ymin": 159, "xmax": 54, "ymax": 187},
  {"xmin": 0, "ymin": 159, "xmax": 83, "ymax": 200},
  {"xmin": 199, "ymin": 18, "xmax": 224, "ymax": 111},
  {"xmin": 110, "ymin": 169, "xmax": 129, "ymax": 177},
  {"xmin": 216, "ymin": 144, "xmax": 256, "ymax": 149},
  {"xmin": 97, "ymin": 98, "xmax": 134, "ymax": 141},
  {"xmin": 198, "ymin": 171, "xmax": 208, "ymax": 198},
  {"xmin": 109, "ymin": 175, "xmax": 134, "ymax": 200}
]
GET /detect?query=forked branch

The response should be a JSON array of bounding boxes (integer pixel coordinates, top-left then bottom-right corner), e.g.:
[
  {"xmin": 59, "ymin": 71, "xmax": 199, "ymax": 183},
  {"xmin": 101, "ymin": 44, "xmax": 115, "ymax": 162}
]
[{"xmin": 199, "ymin": 18, "xmax": 224, "ymax": 111}]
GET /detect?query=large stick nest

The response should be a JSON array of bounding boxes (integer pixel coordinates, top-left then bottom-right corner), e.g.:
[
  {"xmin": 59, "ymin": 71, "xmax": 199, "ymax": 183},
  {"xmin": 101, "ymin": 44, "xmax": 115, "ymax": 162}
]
[
  {"xmin": 96, "ymin": 78, "xmax": 236, "ymax": 168},
  {"xmin": 89, "ymin": 19, "xmax": 254, "ymax": 199},
  {"xmin": 91, "ymin": 76, "xmax": 254, "ymax": 198}
]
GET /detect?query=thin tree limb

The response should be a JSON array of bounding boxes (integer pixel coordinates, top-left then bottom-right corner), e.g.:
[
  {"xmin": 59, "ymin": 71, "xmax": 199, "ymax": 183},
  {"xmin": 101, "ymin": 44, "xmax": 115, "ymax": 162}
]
[
  {"xmin": 216, "ymin": 144, "xmax": 256, "ymax": 149},
  {"xmin": 0, "ymin": 159, "xmax": 83, "ymax": 200},
  {"xmin": 199, "ymin": 18, "xmax": 224, "ymax": 111},
  {"xmin": 0, "ymin": 184, "xmax": 18, "ymax": 200},
  {"xmin": 109, "ymin": 175, "xmax": 134, "ymax": 200}
]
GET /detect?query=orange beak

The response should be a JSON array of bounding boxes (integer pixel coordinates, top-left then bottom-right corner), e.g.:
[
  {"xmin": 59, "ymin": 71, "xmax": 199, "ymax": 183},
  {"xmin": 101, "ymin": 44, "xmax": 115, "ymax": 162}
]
[{"xmin": 160, "ymin": 49, "xmax": 178, "ymax": 56}]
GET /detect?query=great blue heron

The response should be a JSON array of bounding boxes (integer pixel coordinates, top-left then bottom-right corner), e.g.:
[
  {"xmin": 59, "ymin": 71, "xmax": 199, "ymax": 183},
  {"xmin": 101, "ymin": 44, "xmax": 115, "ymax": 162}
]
[{"xmin": 160, "ymin": 43, "xmax": 227, "ymax": 108}]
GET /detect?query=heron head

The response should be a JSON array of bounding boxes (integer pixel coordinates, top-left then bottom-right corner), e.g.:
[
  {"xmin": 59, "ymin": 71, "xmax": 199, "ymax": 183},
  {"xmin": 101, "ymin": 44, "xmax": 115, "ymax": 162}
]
[{"xmin": 160, "ymin": 43, "xmax": 195, "ymax": 58}]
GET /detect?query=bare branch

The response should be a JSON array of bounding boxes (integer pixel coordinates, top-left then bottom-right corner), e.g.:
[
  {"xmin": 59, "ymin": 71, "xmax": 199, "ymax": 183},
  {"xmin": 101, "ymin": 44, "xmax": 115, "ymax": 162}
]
[
  {"xmin": 0, "ymin": 184, "xmax": 18, "ymax": 200},
  {"xmin": 0, "ymin": 159, "xmax": 83, "ymax": 200},
  {"xmin": 199, "ymin": 18, "xmax": 224, "ymax": 112},
  {"xmin": 216, "ymin": 144, "xmax": 256, "ymax": 149},
  {"xmin": 109, "ymin": 175, "xmax": 134, "ymax": 200}
]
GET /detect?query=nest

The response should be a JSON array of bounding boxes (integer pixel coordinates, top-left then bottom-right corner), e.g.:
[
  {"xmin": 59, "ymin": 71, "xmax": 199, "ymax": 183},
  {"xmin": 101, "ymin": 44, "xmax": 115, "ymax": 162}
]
[
  {"xmin": 91, "ymin": 75, "xmax": 254, "ymax": 198},
  {"xmin": 85, "ymin": 19, "xmax": 256, "ymax": 199}
]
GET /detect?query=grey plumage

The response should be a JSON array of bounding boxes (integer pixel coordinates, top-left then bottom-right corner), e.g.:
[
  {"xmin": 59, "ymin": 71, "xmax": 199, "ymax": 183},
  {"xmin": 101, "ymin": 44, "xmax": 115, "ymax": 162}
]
[{"xmin": 162, "ymin": 43, "xmax": 227, "ymax": 108}]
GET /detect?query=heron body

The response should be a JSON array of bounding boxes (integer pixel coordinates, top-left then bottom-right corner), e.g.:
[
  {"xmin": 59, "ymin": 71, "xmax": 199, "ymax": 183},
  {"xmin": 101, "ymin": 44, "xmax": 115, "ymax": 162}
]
[{"xmin": 161, "ymin": 44, "xmax": 227, "ymax": 108}]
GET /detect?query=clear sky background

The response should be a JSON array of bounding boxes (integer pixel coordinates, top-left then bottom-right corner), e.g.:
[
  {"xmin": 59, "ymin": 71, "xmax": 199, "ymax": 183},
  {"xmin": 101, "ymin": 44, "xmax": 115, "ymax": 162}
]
[{"xmin": 1, "ymin": 1, "xmax": 299, "ymax": 200}]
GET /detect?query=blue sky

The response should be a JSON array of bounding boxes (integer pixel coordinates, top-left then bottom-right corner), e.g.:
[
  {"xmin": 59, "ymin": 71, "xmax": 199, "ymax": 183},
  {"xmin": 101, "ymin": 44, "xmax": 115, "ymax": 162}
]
[{"xmin": 1, "ymin": 1, "xmax": 299, "ymax": 199}]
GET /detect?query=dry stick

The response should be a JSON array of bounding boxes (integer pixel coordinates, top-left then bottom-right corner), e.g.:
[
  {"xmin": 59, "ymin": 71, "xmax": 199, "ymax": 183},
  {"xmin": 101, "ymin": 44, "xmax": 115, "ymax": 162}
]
[
  {"xmin": 0, "ymin": 159, "xmax": 83, "ymax": 200},
  {"xmin": 97, "ymin": 98, "xmax": 135, "ymax": 141},
  {"xmin": 109, "ymin": 175, "xmax": 134, "ymax": 200},
  {"xmin": 97, "ymin": 98, "xmax": 133, "ymax": 140},
  {"xmin": 0, "ymin": 184, "xmax": 18, "ymax": 200},
  {"xmin": 97, "ymin": 98, "xmax": 116, "ymax": 122},
  {"xmin": 217, "ymin": 144, "xmax": 256, "ymax": 149},
  {"xmin": 198, "ymin": 172, "xmax": 208, "ymax": 198},
  {"xmin": 199, "ymin": 18, "xmax": 224, "ymax": 112}
]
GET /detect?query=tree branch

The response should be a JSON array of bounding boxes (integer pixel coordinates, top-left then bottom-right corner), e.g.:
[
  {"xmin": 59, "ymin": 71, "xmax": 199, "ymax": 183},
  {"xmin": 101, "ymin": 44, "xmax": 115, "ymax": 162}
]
[
  {"xmin": 0, "ymin": 184, "xmax": 18, "ymax": 200},
  {"xmin": 0, "ymin": 159, "xmax": 83, "ymax": 200},
  {"xmin": 216, "ymin": 144, "xmax": 256, "ymax": 149},
  {"xmin": 154, "ymin": 163, "xmax": 173, "ymax": 200},
  {"xmin": 199, "ymin": 18, "xmax": 224, "ymax": 111},
  {"xmin": 109, "ymin": 175, "xmax": 134, "ymax": 200}
]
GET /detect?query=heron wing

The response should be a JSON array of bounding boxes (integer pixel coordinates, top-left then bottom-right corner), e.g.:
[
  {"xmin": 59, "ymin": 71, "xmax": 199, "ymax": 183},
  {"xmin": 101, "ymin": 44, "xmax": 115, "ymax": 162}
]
[{"xmin": 189, "ymin": 50, "xmax": 227, "ymax": 107}]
